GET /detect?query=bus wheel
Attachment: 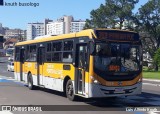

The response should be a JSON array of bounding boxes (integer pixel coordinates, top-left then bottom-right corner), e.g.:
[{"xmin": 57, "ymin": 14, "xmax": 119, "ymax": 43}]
[
  {"xmin": 66, "ymin": 80, "xmax": 76, "ymax": 101},
  {"xmin": 28, "ymin": 73, "xmax": 35, "ymax": 90}
]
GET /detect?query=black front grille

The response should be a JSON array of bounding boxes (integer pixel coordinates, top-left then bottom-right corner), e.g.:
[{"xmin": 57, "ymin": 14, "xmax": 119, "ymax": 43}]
[{"xmin": 101, "ymin": 87, "xmax": 137, "ymax": 95}]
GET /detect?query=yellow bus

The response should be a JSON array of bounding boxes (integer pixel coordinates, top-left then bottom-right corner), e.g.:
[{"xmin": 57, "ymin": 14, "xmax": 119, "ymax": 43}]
[{"xmin": 14, "ymin": 29, "xmax": 142, "ymax": 101}]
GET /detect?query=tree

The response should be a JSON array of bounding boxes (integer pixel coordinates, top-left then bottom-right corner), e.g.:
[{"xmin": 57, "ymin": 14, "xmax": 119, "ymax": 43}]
[
  {"xmin": 84, "ymin": 0, "xmax": 138, "ymax": 29},
  {"xmin": 136, "ymin": 0, "xmax": 160, "ymax": 71},
  {"xmin": 154, "ymin": 48, "xmax": 160, "ymax": 67}
]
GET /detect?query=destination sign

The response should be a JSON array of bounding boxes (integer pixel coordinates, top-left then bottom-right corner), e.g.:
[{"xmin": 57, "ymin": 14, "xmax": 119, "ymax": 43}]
[{"xmin": 96, "ymin": 30, "xmax": 139, "ymax": 41}]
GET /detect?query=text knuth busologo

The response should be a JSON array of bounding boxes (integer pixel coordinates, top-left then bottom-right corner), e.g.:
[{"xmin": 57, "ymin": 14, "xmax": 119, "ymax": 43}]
[{"xmin": 0, "ymin": 0, "xmax": 3, "ymax": 5}]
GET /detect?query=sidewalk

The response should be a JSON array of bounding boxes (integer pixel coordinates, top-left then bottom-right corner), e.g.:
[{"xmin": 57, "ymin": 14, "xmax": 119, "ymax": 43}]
[{"xmin": 143, "ymin": 78, "xmax": 160, "ymax": 82}]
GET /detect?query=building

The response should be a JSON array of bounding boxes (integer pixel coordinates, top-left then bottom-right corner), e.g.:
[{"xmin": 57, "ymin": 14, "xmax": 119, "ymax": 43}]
[
  {"xmin": 4, "ymin": 29, "xmax": 26, "ymax": 41},
  {"xmin": 0, "ymin": 35, "xmax": 4, "ymax": 49},
  {"xmin": 27, "ymin": 23, "xmax": 44, "ymax": 40},
  {"xmin": 27, "ymin": 16, "xmax": 86, "ymax": 40},
  {"xmin": 0, "ymin": 35, "xmax": 4, "ymax": 56},
  {"xmin": 3, "ymin": 38, "xmax": 17, "ymax": 49},
  {"xmin": 0, "ymin": 23, "xmax": 5, "ymax": 35},
  {"xmin": 63, "ymin": 16, "xmax": 73, "ymax": 34},
  {"xmin": 0, "ymin": 23, "xmax": 3, "ymax": 31},
  {"xmin": 70, "ymin": 20, "xmax": 86, "ymax": 33},
  {"xmin": 44, "ymin": 18, "xmax": 53, "ymax": 35},
  {"xmin": 46, "ymin": 16, "xmax": 85, "ymax": 35},
  {"xmin": 47, "ymin": 21, "xmax": 65, "ymax": 35}
]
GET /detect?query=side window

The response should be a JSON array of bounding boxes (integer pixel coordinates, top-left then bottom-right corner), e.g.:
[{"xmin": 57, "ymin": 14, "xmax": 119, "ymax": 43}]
[
  {"xmin": 15, "ymin": 47, "xmax": 20, "ymax": 61},
  {"xmin": 64, "ymin": 41, "xmax": 73, "ymax": 51},
  {"xmin": 26, "ymin": 45, "xmax": 37, "ymax": 61},
  {"xmin": 52, "ymin": 42, "xmax": 62, "ymax": 51},
  {"xmin": 63, "ymin": 52, "xmax": 72, "ymax": 62},
  {"xmin": 30, "ymin": 45, "xmax": 37, "ymax": 61},
  {"xmin": 26, "ymin": 45, "xmax": 30, "ymax": 61},
  {"xmin": 52, "ymin": 52, "xmax": 62, "ymax": 61},
  {"xmin": 47, "ymin": 43, "xmax": 52, "ymax": 52},
  {"xmin": 52, "ymin": 42, "xmax": 62, "ymax": 62},
  {"xmin": 46, "ymin": 42, "xmax": 52, "ymax": 62},
  {"xmin": 62, "ymin": 40, "xmax": 73, "ymax": 63}
]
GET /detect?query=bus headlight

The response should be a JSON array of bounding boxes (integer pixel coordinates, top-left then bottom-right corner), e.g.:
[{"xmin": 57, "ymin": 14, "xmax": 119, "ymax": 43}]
[
  {"xmin": 93, "ymin": 80, "xmax": 101, "ymax": 84},
  {"xmin": 138, "ymin": 77, "xmax": 142, "ymax": 82},
  {"xmin": 90, "ymin": 76, "xmax": 101, "ymax": 84}
]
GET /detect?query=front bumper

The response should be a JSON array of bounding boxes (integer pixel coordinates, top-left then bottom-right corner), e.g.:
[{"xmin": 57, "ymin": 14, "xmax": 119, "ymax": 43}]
[{"xmin": 88, "ymin": 82, "xmax": 142, "ymax": 98}]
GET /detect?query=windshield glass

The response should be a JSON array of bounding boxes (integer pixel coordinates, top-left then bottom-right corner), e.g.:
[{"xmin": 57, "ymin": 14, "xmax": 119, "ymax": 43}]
[
  {"xmin": 6, "ymin": 49, "xmax": 14, "ymax": 54},
  {"xmin": 94, "ymin": 43, "xmax": 141, "ymax": 73}
]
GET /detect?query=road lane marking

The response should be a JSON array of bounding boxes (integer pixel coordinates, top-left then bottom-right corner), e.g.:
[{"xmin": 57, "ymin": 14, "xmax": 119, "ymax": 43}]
[
  {"xmin": 148, "ymin": 111, "xmax": 160, "ymax": 114},
  {"xmin": 0, "ymin": 75, "xmax": 26, "ymax": 86},
  {"xmin": 0, "ymin": 111, "xmax": 13, "ymax": 114}
]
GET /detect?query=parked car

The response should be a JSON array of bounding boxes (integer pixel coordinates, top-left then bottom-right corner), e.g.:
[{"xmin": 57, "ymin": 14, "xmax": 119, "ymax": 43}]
[
  {"xmin": 8, "ymin": 56, "xmax": 14, "ymax": 61},
  {"xmin": 7, "ymin": 62, "xmax": 14, "ymax": 72}
]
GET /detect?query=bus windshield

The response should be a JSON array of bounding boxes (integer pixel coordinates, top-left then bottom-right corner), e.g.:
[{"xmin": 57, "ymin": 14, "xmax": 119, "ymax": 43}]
[{"xmin": 94, "ymin": 42, "xmax": 141, "ymax": 73}]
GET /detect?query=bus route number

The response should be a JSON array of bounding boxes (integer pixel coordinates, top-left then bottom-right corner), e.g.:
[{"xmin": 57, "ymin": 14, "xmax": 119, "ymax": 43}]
[{"xmin": 109, "ymin": 65, "xmax": 120, "ymax": 71}]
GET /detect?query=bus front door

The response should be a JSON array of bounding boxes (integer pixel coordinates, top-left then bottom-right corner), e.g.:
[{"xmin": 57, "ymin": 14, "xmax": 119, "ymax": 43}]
[
  {"xmin": 37, "ymin": 47, "xmax": 45, "ymax": 86},
  {"xmin": 75, "ymin": 44, "xmax": 88, "ymax": 95},
  {"xmin": 20, "ymin": 49, "xmax": 25, "ymax": 81}
]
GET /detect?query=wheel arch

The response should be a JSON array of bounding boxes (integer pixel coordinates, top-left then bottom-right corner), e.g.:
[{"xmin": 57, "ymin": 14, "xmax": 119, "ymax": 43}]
[
  {"xmin": 63, "ymin": 75, "xmax": 71, "ymax": 92},
  {"xmin": 27, "ymin": 71, "xmax": 31, "ymax": 82}
]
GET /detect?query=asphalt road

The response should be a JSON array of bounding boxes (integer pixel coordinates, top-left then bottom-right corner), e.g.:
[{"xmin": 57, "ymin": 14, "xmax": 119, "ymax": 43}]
[
  {"xmin": 0, "ymin": 60, "xmax": 160, "ymax": 114},
  {"xmin": 0, "ymin": 62, "xmax": 13, "ymax": 78}
]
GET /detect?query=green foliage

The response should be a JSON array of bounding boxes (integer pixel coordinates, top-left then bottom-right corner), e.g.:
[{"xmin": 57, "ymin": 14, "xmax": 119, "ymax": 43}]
[
  {"xmin": 136, "ymin": 0, "xmax": 160, "ymax": 71},
  {"xmin": 84, "ymin": 0, "xmax": 138, "ymax": 29},
  {"xmin": 154, "ymin": 48, "xmax": 160, "ymax": 66},
  {"xmin": 143, "ymin": 71, "xmax": 160, "ymax": 79},
  {"xmin": 139, "ymin": 0, "xmax": 160, "ymax": 34}
]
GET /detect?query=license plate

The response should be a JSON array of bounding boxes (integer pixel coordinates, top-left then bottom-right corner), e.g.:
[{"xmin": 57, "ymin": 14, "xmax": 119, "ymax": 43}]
[{"xmin": 115, "ymin": 88, "xmax": 124, "ymax": 92}]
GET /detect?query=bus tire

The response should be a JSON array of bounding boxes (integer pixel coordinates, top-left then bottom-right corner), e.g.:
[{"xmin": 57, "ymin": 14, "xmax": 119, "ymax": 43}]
[
  {"xmin": 28, "ymin": 73, "xmax": 35, "ymax": 90},
  {"xmin": 66, "ymin": 79, "xmax": 76, "ymax": 101}
]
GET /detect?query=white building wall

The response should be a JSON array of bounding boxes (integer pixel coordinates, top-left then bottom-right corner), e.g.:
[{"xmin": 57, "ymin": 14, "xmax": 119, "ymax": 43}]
[
  {"xmin": 47, "ymin": 22, "xmax": 65, "ymax": 35},
  {"xmin": 27, "ymin": 23, "xmax": 44, "ymax": 40},
  {"xmin": 27, "ymin": 24, "xmax": 32, "ymax": 40},
  {"xmin": 70, "ymin": 21, "xmax": 85, "ymax": 33},
  {"xmin": 63, "ymin": 16, "xmax": 73, "ymax": 34},
  {"xmin": 46, "ymin": 16, "xmax": 85, "ymax": 35}
]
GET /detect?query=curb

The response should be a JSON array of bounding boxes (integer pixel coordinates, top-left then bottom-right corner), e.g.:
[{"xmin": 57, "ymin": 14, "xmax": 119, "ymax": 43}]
[{"xmin": 143, "ymin": 78, "xmax": 160, "ymax": 82}]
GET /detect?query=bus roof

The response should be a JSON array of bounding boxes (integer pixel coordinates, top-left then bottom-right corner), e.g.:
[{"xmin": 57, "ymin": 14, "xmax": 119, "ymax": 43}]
[
  {"xmin": 15, "ymin": 29, "xmax": 95, "ymax": 46},
  {"xmin": 15, "ymin": 29, "xmax": 137, "ymax": 46}
]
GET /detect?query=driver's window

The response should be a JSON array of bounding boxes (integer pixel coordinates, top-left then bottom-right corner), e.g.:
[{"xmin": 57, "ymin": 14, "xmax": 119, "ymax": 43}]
[
  {"xmin": 130, "ymin": 47, "xmax": 137, "ymax": 60},
  {"xmin": 96, "ymin": 44, "xmax": 111, "ymax": 56}
]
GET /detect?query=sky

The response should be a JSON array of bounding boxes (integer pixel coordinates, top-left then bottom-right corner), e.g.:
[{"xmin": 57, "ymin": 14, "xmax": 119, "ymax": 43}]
[{"xmin": 0, "ymin": 0, "xmax": 148, "ymax": 30}]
